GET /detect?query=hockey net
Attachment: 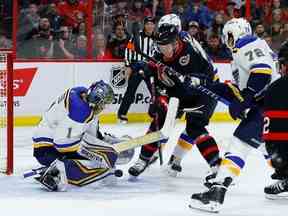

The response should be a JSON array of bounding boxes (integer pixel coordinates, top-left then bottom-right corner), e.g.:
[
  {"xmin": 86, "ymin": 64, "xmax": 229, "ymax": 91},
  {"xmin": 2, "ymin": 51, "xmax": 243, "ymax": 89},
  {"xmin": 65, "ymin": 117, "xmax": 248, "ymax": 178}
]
[{"xmin": 0, "ymin": 50, "xmax": 14, "ymax": 175}]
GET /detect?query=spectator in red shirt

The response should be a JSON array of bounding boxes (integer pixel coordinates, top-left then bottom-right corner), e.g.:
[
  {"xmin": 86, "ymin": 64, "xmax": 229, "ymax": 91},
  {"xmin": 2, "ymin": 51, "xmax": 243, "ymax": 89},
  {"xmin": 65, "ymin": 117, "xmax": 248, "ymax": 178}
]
[
  {"xmin": 128, "ymin": 0, "xmax": 152, "ymax": 23},
  {"xmin": 56, "ymin": 0, "xmax": 88, "ymax": 28},
  {"xmin": 206, "ymin": 0, "xmax": 228, "ymax": 12}
]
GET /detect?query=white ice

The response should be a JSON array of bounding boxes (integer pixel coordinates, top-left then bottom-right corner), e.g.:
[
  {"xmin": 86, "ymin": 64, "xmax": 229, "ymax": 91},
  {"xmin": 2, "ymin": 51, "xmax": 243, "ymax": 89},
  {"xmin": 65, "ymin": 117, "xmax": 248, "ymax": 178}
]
[{"xmin": 0, "ymin": 122, "xmax": 286, "ymax": 216}]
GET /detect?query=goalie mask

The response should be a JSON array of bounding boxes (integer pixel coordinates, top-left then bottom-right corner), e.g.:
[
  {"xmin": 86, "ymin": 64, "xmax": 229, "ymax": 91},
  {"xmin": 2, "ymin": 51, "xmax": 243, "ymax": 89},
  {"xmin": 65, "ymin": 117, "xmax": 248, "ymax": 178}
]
[
  {"xmin": 222, "ymin": 18, "xmax": 252, "ymax": 49},
  {"xmin": 87, "ymin": 80, "xmax": 114, "ymax": 114}
]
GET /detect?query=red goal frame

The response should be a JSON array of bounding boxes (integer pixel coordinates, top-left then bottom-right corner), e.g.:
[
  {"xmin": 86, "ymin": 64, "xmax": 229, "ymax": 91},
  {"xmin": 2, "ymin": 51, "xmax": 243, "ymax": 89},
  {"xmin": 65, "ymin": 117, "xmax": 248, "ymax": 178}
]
[{"xmin": 0, "ymin": 49, "xmax": 14, "ymax": 175}]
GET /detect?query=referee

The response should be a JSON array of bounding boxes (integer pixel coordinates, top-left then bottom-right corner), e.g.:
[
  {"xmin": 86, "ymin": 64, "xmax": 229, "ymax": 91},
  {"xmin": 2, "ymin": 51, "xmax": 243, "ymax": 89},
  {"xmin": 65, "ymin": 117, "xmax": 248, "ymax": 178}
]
[{"xmin": 117, "ymin": 16, "xmax": 156, "ymax": 123}]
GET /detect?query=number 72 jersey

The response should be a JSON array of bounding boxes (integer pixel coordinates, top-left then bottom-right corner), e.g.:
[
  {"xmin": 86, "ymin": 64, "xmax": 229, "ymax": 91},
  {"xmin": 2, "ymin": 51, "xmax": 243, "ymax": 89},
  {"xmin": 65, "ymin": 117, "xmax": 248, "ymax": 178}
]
[{"xmin": 231, "ymin": 35, "xmax": 279, "ymax": 91}]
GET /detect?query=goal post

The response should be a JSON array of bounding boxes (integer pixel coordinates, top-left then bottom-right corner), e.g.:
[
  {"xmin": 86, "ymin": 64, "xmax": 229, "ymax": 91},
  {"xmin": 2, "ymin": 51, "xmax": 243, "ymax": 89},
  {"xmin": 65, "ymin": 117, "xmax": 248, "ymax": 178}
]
[{"xmin": 0, "ymin": 49, "xmax": 14, "ymax": 175}]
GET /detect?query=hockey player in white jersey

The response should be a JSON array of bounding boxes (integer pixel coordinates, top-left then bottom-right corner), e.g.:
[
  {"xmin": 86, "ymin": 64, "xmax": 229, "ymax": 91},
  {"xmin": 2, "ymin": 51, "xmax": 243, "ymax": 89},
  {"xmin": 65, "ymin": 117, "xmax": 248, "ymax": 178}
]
[
  {"xmin": 188, "ymin": 18, "xmax": 279, "ymax": 212},
  {"xmin": 32, "ymin": 80, "xmax": 133, "ymax": 191}
]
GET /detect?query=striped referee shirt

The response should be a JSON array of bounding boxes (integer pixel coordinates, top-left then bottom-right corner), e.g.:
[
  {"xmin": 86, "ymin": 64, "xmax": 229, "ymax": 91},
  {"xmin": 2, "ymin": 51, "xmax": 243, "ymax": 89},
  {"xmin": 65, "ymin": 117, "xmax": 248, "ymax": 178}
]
[{"xmin": 124, "ymin": 30, "xmax": 155, "ymax": 67}]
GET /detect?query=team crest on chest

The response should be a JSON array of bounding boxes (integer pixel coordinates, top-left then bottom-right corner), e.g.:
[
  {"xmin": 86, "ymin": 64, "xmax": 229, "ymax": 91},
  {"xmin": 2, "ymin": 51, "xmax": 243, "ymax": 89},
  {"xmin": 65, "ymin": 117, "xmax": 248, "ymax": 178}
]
[{"xmin": 179, "ymin": 54, "xmax": 190, "ymax": 66}]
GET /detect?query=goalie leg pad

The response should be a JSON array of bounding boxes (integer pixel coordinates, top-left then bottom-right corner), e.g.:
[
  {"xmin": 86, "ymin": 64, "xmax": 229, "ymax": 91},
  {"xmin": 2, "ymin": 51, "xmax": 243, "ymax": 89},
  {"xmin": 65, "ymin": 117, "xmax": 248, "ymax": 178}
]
[{"xmin": 63, "ymin": 159, "xmax": 113, "ymax": 186}]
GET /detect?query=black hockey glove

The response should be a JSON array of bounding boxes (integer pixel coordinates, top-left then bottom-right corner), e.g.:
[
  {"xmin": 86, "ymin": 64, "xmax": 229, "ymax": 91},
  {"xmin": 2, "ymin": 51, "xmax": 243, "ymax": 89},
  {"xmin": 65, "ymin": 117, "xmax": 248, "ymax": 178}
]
[{"xmin": 148, "ymin": 62, "xmax": 175, "ymax": 87}]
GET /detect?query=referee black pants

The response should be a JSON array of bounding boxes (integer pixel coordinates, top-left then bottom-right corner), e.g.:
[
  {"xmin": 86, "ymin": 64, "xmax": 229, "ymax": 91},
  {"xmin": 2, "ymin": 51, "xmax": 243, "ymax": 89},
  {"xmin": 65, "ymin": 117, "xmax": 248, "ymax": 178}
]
[{"xmin": 118, "ymin": 69, "xmax": 152, "ymax": 117}]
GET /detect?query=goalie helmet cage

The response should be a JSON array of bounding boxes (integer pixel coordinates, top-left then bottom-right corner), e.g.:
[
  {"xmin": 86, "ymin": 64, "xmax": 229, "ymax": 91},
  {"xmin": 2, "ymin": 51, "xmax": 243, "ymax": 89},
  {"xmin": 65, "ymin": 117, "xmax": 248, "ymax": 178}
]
[{"xmin": 0, "ymin": 49, "xmax": 14, "ymax": 175}]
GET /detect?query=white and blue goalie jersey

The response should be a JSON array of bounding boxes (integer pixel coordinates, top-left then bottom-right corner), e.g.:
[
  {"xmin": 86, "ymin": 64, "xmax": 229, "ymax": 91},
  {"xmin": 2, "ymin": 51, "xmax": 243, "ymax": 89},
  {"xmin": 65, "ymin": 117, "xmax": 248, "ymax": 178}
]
[{"xmin": 33, "ymin": 86, "xmax": 98, "ymax": 153}]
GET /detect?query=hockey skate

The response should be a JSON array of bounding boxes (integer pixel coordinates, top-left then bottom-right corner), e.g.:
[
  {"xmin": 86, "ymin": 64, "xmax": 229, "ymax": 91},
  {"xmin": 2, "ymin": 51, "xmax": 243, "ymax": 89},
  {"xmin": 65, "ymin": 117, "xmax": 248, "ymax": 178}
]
[
  {"xmin": 118, "ymin": 115, "xmax": 128, "ymax": 124},
  {"xmin": 264, "ymin": 178, "xmax": 288, "ymax": 200},
  {"xmin": 128, "ymin": 158, "xmax": 149, "ymax": 177},
  {"xmin": 189, "ymin": 177, "xmax": 232, "ymax": 213},
  {"xmin": 35, "ymin": 159, "xmax": 67, "ymax": 192},
  {"xmin": 164, "ymin": 155, "xmax": 182, "ymax": 177}
]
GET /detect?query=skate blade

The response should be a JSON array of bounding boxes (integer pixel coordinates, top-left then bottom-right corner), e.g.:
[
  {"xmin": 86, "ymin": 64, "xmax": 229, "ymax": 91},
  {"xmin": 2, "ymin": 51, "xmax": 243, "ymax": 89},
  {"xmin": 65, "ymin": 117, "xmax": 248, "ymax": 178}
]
[
  {"xmin": 265, "ymin": 192, "xmax": 288, "ymax": 200},
  {"xmin": 118, "ymin": 119, "xmax": 128, "ymax": 124},
  {"xmin": 189, "ymin": 199, "xmax": 220, "ymax": 213},
  {"xmin": 162, "ymin": 166, "xmax": 178, "ymax": 178}
]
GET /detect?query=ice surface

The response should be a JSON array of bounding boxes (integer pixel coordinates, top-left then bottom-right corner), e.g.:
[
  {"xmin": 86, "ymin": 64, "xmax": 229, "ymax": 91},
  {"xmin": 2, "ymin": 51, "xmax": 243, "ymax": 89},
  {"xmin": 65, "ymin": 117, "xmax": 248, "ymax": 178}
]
[{"xmin": 0, "ymin": 122, "xmax": 286, "ymax": 216}]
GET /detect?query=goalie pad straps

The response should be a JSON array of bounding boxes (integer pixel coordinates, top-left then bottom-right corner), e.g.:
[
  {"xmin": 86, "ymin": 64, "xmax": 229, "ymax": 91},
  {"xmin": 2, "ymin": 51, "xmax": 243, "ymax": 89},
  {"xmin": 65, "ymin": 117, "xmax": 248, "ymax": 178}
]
[{"xmin": 78, "ymin": 133, "xmax": 116, "ymax": 168}]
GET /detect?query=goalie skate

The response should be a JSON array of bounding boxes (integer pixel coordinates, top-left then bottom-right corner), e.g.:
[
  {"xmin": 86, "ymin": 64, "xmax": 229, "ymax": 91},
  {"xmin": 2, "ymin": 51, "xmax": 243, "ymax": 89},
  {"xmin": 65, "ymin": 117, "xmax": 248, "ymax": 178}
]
[{"xmin": 35, "ymin": 159, "xmax": 67, "ymax": 192}]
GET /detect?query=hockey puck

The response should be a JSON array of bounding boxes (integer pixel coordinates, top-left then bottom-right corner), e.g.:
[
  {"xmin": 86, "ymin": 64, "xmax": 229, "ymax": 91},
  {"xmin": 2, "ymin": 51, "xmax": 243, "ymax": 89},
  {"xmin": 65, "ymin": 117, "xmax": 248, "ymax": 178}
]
[{"xmin": 114, "ymin": 169, "xmax": 123, "ymax": 177}]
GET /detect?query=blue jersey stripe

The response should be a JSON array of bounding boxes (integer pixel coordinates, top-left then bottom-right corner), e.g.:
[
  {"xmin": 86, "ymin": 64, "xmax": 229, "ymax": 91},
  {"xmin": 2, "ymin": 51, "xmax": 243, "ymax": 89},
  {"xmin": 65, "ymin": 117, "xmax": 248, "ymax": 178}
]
[
  {"xmin": 33, "ymin": 137, "xmax": 53, "ymax": 143},
  {"xmin": 180, "ymin": 133, "xmax": 194, "ymax": 144},
  {"xmin": 226, "ymin": 155, "xmax": 245, "ymax": 169},
  {"xmin": 250, "ymin": 63, "xmax": 272, "ymax": 70},
  {"xmin": 235, "ymin": 36, "xmax": 257, "ymax": 49},
  {"xmin": 54, "ymin": 139, "xmax": 81, "ymax": 148}
]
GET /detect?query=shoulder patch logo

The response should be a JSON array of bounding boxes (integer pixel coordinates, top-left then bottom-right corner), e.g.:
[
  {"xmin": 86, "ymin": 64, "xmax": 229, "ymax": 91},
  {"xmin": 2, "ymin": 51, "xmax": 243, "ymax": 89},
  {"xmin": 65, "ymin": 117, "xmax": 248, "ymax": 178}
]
[
  {"xmin": 110, "ymin": 65, "xmax": 127, "ymax": 89},
  {"xmin": 179, "ymin": 54, "xmax": 190, "ymax": 66}
]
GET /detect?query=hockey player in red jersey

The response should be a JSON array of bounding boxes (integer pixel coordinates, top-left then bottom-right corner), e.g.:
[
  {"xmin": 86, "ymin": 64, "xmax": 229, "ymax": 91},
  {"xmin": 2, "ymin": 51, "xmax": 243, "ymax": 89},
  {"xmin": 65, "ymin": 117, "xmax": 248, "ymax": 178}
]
[
  {"xmin": 127, "ymin": 23, "xmax": 222, "ymax": 179},
  {"xmin": 263, "ymin": 40, "xmax": 288, "ymax": 199}
]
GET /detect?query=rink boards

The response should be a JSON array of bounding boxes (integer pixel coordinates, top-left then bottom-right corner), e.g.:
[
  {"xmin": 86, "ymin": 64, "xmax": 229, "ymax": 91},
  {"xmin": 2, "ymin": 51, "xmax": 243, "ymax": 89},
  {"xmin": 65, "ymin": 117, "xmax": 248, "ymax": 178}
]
[{"xmin": 1, "ymin": 62, "xmax": 233, "ymax": 126}]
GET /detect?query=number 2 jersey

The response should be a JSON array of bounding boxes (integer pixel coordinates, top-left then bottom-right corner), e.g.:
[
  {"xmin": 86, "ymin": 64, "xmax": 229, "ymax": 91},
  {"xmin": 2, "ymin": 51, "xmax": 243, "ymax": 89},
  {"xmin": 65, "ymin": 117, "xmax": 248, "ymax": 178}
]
[{"xmin": 33, "ymin": 86, "xmax": 99, "ymax": 155}]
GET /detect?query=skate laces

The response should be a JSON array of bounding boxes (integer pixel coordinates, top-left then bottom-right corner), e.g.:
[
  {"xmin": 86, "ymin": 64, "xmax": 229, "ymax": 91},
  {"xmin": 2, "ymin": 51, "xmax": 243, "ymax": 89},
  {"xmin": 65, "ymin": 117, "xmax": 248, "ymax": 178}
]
[{"xmin": 270, "ymin": 179, "xmax": 288, "ymax": 192}]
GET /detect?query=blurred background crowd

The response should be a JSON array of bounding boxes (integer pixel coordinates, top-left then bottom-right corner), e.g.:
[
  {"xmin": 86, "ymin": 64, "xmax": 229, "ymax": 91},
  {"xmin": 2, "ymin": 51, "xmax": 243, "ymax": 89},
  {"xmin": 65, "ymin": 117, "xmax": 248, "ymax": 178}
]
[{"xmin": 0, "ymin": 0, "xmax": 287, "ymax": 61}]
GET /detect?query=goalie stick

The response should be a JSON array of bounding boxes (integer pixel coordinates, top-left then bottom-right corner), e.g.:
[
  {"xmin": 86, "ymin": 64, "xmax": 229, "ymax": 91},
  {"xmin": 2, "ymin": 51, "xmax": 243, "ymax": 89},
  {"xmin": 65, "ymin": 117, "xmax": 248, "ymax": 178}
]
[
  {"xmin": 126, "ymin": 42, "xmax": 231, "ymax": 106},
  {"xmin": 24, "ymin": 97, "xmax": 179, "ymax": 175},
  {"xmin": 23, "ymin": 166, "xmax": 123, "ymax": 179}
]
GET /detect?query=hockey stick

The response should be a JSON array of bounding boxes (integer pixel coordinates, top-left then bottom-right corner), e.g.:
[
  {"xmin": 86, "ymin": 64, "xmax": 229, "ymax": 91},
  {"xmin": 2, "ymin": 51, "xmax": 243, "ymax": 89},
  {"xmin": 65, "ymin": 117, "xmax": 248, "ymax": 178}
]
[
  {"xmin": 23, "ymin": 166, "xmax": 47, "ymax": 178},
  {"xmin": 114, "ymin": 97, "xmax": 178, "ymax": 152},
  {"xmin": 150, "ymin": 76, "xmax": 163, "ymax": 165},
  {"xmin": 23, "ymin": 166, "xmax": 124, "ymax": 179},
  {"xmin": 126, "ymin": 42, "xmax": 231, "ymax": 106},
  {"xmin": 81, "ymin": 97, "xmax": 178, "ymax": 168}
]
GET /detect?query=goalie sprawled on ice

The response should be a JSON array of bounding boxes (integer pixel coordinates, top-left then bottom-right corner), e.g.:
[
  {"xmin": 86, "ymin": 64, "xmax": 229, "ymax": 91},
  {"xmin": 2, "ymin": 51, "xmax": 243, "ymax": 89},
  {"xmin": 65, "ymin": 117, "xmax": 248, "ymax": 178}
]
[{"xmin": 28, "ymin": 80, "xmax": 178, "ymax": 191}]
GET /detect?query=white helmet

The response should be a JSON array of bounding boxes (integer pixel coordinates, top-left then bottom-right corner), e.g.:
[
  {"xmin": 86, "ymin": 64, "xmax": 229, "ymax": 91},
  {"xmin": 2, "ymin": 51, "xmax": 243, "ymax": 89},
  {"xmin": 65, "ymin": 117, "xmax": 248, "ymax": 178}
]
[
  {"xmin": 158, "ymin": 14, "xmax": 182, "ymax": 31},
  {"xmin": 222, "ymin": 18, "xmax": 252, "ymax": 49}
]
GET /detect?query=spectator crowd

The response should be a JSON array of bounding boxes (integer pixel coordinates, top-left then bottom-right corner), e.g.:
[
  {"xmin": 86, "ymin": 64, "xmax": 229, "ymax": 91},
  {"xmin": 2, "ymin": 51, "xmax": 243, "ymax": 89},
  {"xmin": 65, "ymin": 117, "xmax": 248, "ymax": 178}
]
[{"xmin": 0, "ymin": 0, "xmax": 288, "ymax": 61}]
